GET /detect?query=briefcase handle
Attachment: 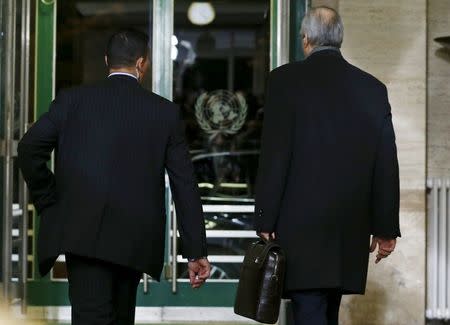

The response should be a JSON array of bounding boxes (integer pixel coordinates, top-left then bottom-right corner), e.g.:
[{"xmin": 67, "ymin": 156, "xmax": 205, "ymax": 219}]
[{"xmin": 254, "ymin": 239, "xmax": 281, "ymax": 269}]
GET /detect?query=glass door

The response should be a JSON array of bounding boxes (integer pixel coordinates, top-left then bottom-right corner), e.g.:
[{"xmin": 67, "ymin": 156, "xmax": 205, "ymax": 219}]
[
  {"xmin": 27, "ymin": 0, "xmax": 158, "ymax": 309},
  {"xmin": 169, "ymin": 0, "xmax": 272, "ymax": 287},
  {"xmin": 1, "ymin": 0, "xmax": 33, "ymax": 312}
]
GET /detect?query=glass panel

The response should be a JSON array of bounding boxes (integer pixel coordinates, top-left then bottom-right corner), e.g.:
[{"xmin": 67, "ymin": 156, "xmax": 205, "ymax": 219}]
[
  {"xmin": 0, "ymin": 0, "xmax": 8, "ymax": 292},
  {"xmin": 178, "ymin": 262, "xmax": 242, "ymax": 280},
  {"xmin": 173, "ymin": 0, "xmax": 271, "ymax": 280},
  {"xmin": 27, "ymin": 234, "xmax": 32, "ymax": 255},
  {"xmin": 56, "ymin": 0, "xmax": 153, "ymax": 92},
  {"xmin": 1, "ymin": 0, "xmax": 35, "ymax": 299},
  {"xmin": 53, "ymin": 0, "xmax": 154, "ymax": 279},
  {"xmin": 177, "ymin": 237, "xmax": 254, "ymax": 256},
  {"xmin": 174, "ymin": 0, "xmax": 270, "ymax": 202},
  {"xmin": 27, "ymin": 260, "xmax": 32, "ymax": 279},
  {"xmin": 194, "ymin": 154, "xmax": 259, "ymax": 200},
  {"xmin": 12, "ymin": 0, "xmax": 35, "ymax": 288},
  {"xmin": 204, "ymin": 212, "xmax": 255, "ymax": 230}
]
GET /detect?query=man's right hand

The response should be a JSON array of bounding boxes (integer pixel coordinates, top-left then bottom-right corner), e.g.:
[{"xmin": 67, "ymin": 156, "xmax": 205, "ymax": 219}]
[
  {"xmin": 370, "ymin": 236, "xmax": 397, "ymax": 264},
  {"xmin": 258, "ymin": 232, "xmax": 276, "ymax": 241},
  {"xmin": 188, "ymin": 258, "xmax": 211, "ymax": 289}
]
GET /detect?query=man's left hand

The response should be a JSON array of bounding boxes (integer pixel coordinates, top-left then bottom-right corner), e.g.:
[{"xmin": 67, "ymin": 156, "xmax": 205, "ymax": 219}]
[{"xmin": 188, "ymin": 258, "xmax": 211, "ymax": 289}]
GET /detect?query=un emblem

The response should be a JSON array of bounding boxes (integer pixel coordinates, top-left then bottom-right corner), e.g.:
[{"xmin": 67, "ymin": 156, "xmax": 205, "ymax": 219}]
[{"xmin": 195, "ymin": 90, "xmax": 248, "ymax": 137}]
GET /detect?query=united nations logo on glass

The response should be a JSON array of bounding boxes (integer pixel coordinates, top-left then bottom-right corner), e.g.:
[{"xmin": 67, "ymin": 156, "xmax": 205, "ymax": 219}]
[{"xmin": 195, "ymin": 90, "xmax": 248, "ymax": 138}]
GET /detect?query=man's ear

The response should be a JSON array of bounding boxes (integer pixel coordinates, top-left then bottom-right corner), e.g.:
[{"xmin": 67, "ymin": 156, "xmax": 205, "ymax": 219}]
[
  {"xmin": 104, "ymin": 55, "xmax": 109, "ymax": 67},
  {"xmin": 136, "ymin": 57, "xmax": 145, "ymax": 69},
  {"xmin": 303, "ymin": 33, "xmax": 309, "ymax": 48}
]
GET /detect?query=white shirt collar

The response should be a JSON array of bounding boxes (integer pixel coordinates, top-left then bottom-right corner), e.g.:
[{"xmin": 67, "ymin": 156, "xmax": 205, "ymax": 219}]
[{"xmin": 108, "ymin": 72, "xmax": 138, "ymax": 80}]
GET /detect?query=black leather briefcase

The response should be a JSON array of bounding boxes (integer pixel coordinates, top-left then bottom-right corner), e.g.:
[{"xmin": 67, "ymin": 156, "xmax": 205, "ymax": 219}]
[{"xmin": 234, "ymin": 239, "xmax": 286, "ymax": 324}]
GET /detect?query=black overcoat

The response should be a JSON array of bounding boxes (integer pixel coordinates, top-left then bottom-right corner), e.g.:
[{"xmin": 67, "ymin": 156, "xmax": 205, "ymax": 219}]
[
  {"xmin": 18, "ymin": 75, "xmax": 207, "ymax": 278},
  {"xmin": 255, "ymin": 50, "xmax": 401, "ymax": 294}
]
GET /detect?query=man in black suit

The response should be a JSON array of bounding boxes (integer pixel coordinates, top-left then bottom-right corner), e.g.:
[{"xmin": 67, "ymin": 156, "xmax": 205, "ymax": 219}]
[
  {"xmin": 255, "ymin": 7, "xmax": 400, "ymax": 325},
  {"xmin": 18, "ymin": 30, "xmax": 210, "ymax": 325}
]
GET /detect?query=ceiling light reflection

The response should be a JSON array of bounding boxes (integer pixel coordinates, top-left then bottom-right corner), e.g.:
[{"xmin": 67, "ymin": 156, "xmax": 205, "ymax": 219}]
[{"xmin": 187, "ymin": 2, "xmax": 216, "ymax": 26}]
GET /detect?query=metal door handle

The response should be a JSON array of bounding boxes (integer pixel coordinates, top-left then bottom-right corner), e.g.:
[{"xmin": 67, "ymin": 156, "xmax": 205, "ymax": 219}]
[
  {"xmin": 143, "ymin": 273, "xmax": 150, "ymax": 294},
  {"xmin": 3, "ymin": 0, "xmax": 18, "ymax": 302},
  {"xmin": 171, "ymin": 203, "xmax": 178, "ymax": 293}
]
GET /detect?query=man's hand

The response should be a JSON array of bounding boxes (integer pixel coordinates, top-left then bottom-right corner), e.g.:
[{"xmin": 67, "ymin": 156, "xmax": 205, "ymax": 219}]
[
  {"xmin": 188, "ymin": 258, "xmax": 211, "ymax": 289},
  {"xmin": 259, "ymin": 232, "xmax": 276, "ymax": 241},
  {"xmin": 370, "ymin": 236, "xmax": 397, "ymax": 264}
]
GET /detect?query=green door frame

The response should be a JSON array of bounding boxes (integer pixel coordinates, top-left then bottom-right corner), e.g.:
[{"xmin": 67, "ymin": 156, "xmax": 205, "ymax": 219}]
[{"xmin": 28, "ymin": 0, "xmax": 306, "ymax": 310}]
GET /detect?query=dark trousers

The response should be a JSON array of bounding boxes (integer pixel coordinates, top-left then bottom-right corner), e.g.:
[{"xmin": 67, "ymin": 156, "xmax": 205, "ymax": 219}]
[
  {"xmin": 290, "ymin": 290, "xmax": 342, "ymax": 325},
  {"xmin": 66, "ymin": 254, "xmax": 142, "ymax": 325}
]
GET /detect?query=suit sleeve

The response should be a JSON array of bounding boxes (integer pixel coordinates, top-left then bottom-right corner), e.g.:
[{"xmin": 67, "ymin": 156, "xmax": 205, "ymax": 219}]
[
  {"xmin": 371, "ymin": 87, "xmax": 401, "ymax": 238},
  {"xmin": 165, "ymin": 106, "xmax": 207, "ymax": 259},
  {"xmin": 254, "ymin": 69, "xmax": 294, "ymax": 233},
  {"xmin": 17, "ymin": 90, "xmax": 69, "ymax": 214}
]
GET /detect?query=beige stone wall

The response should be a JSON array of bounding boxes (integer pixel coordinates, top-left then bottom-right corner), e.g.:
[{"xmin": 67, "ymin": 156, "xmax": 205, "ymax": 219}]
[
  {"xmin": 311, "ymin": 0, "xmax": 339, "ymax": 10},
  {"xmin": 340, "ymin": 191, "xmax": 425, "ymax": 324},
  {"xmin": 427, "ymin": 0, "xmax": 450, "ymax": 178},
  {"xmin": 337, "ymin": 0, "xmax": 427, "ymax": 324}
]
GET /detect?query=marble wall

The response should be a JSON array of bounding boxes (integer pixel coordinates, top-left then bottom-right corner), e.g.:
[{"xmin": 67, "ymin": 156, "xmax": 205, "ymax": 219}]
[
  {"xmin": 327, "ymin": 0, "xmax": 427, "ymax": 324},
  {"xmin": 427, "ymin": 0, "xmax": 450, "ymax": 178},
  {"xmin": 340, "ymin": 191, "xmax": 426, "ymax": 324},
  {"xmin": 311, "ymin": 0, "xmax": 339, "ymax": 10}
]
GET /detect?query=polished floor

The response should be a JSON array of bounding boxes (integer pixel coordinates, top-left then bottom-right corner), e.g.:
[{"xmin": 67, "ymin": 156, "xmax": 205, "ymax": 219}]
[
  {"xmin": 26, "ymin": 322, "xmax": 243, "ymax": 325},
  {"xmin": 20, "ymin": 320, "xmax": 228, "ymax": 324}
]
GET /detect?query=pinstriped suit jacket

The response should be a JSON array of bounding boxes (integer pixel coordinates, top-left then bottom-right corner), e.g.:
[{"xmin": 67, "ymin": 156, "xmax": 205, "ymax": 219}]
[{"xmin": 18, "ymin": 74, "xmax": 207, "ymax": 278}]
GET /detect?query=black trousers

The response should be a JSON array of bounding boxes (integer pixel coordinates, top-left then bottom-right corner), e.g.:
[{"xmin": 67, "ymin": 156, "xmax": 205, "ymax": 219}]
[
  {"xmin": 66, "ymin": 254, "xmax": 142, "ymax": 325},
  {"xmin": 290, "ymin": 290, "xmax": 343, "ymax": 325}
]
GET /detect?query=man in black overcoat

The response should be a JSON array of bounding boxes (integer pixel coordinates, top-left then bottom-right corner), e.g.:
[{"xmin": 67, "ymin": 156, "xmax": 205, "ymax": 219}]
[
  {"xmin": 18, "ymin": 30, "xmax": 210, "ymax": 324},
  {"xmin": 255, "ymin": 7, "xmax": 401, "ymax": 325}
]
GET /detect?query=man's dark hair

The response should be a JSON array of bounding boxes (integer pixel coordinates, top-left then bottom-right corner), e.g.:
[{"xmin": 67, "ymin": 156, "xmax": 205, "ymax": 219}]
[{"xmin": 106, "ymin": 29, "xmax": 149, "ymax": 69}]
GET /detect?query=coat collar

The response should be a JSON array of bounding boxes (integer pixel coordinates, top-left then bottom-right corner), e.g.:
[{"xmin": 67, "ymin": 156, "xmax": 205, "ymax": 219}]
[
  {"xmin": 306, "ymin": 47, "xmax": 343, "ymax": 60},
  {"xmin": 107, "ymin": 72, "xmax": 139, "ymax": 82}
]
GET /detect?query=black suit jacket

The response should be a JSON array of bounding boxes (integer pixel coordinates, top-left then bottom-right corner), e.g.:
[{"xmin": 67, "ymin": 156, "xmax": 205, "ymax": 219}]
[
  {"xmin": 18, "ymin": 75, "xmax": 207, "ymax": 277},
  {"xmin": 255, "ymin": 50, "xmax": 400, "ymax": 294}
]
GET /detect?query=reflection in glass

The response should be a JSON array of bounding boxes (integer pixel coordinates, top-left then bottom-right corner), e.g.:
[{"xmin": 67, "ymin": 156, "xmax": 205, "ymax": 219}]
[
  {"xmin": 174, "ymin": 0, "xmax": 270, "ymax": 204},
  {"xmin": 179, "ymin": 237, "xmax": 255, "ymax": 256},
  {"xmin": 56, "ymin": 0, "xmax": 153, "ymax": 92},
  {"xmin": 173, "ymin": 0, "xmax": 271, "ymax": 280},
  {"xmin": 204, "ymin": 212, "xmax": 255, "ymax": 231}
]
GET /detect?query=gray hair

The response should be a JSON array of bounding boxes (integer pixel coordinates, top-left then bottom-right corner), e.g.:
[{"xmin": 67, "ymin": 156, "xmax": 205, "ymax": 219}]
[{"xmin": 300, "ymin": 6, "xmax": 344, "ymax": 48}]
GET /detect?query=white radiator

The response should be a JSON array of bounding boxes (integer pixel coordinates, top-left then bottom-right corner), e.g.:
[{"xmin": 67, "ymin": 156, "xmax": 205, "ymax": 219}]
[{"xmin": 427, "ymin": 177, "xmax": 450, "ymax": 319}]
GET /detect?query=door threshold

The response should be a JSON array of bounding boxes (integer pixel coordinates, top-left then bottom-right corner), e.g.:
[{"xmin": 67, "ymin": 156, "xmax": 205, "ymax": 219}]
[{"xmin": 12, "ymin": 306, "xmax": 259, "ymax": 323}]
